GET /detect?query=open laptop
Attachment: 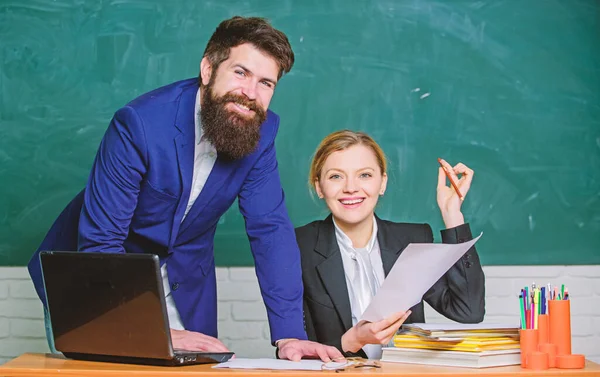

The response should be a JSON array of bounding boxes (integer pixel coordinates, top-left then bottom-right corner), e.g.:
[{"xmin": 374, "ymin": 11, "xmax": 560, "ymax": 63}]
[{"xmin": 40, "ymin": 251, "xmax": 234, "ymax": 366}]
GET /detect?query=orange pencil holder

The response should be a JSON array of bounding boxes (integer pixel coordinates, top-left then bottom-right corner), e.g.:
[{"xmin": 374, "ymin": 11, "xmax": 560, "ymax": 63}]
[
  {"xmin": 538, "ymin": 343, "xmax": 557, "ymax": 368},
  {"xmin": 527, "ymin": 351, "xmax": 549, "ymax": 370},
  {"xmin": 548, "ymin": 299, "xmax": 571, "ymax": 356},
  {"xmin": 519, "ymin": 329, "xmax": 539, "ymax": 368},
  {"xmin": 537, "ymin": 314, "xmax": 549, "ymax": 344}
]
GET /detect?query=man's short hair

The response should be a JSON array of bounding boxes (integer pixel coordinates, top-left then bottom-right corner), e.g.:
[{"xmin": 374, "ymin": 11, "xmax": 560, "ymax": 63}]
[{"xmin": 202, "ymin": 16, "xmax": 294, "ymax": 81}]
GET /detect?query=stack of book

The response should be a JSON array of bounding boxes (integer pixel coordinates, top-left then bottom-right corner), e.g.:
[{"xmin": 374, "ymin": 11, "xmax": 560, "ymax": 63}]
[{"xmin": 382, "ymin": 323, "xmax": 521, "ymax": 368}]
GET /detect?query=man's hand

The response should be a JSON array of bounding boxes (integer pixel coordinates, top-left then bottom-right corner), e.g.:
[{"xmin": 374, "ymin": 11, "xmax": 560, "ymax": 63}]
[
  {"xmin": 341, "ymin": 310, "xmax": 411, "ymax": 353},
  {"xmin": 277, "ymin": 339, "xmax": 344, "ymax": 362},
  {"xmin": 170, "ymin": 329, "xmax": 230, "ymax": 352}
]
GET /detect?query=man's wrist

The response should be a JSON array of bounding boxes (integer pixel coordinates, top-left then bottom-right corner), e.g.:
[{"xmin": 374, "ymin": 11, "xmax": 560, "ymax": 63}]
[
  {"xmin": 275, "ymin": 338, "xmax": 297, "ymax": 347},
  {"xmin": 275, "ymin": 338, "xmax": 298, "ymax": 359}
]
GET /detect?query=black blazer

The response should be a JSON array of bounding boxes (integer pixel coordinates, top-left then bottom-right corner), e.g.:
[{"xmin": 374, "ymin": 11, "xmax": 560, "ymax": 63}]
[{"xmin": 295, "ymin": 215, "xmax": 485, "ymax": 357}]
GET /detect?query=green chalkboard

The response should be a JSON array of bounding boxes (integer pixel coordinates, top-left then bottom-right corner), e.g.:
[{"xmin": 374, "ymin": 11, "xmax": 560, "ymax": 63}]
[{"xmin": 1, "ymin": 1, "xmax": 598, "ymax": 266}]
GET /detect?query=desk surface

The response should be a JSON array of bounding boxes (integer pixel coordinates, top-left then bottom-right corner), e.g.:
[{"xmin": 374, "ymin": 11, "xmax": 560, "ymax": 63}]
[{"xmin": 1, "ymin": 354, "xmax": 599, "ymax": 377}]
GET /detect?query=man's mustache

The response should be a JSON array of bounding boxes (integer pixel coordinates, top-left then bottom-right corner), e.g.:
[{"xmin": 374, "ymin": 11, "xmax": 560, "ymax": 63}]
[{"xmin": 218, "ymin": 93, "xmax": 261, "ymax": 114}]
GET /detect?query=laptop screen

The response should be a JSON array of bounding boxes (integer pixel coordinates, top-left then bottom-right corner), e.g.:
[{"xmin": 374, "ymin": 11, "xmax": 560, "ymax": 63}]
[{"xmin": 41, "ymin": 251, "xmax": 175, "ymax": 359}]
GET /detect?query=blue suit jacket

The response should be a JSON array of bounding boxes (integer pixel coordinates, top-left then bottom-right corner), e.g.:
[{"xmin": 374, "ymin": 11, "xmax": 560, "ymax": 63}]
[{"xmin": 28, "ymin": 78, "xmax": 307, "ymax": 343}]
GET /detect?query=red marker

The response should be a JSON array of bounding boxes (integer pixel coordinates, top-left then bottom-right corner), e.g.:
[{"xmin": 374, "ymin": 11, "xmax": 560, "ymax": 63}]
[{"xmin": 438, "ymin": 158, "xmax": 464, "ymax": 201}]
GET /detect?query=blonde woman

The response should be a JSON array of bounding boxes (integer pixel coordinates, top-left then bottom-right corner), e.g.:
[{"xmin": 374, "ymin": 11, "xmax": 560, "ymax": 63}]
[{"xmin": 296, "ymin": 130, "xmax": 485, "ymax": 359}]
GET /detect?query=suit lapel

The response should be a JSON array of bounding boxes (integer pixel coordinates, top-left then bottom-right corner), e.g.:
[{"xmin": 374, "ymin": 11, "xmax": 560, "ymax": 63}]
[
  {"xmin": 314, "ymin": 216, "xmax": 353, "ymax": 331},
  {"xmin": 178, "ymin": 155, "xmax": 239, "ymax": 235},
  {"xmin": 169, "ymin": 85, "xmax": 197, "ymax": 246}
]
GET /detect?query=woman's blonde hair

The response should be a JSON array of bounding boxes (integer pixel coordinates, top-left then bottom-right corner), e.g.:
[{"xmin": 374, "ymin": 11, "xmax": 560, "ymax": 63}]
[{"xmin": 309, "ymin": 130, "xmax": 387, "ymax": 191}]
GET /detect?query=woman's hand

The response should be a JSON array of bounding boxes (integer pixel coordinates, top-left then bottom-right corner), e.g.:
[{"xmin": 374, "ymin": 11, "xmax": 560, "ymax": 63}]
[
  {"xmin": 437, "ymin": 159, "xmax": 474, "ymax": 228},
  {"xmin": 341, "ymin": 310, "xmax": 411, "ymax": 353}
]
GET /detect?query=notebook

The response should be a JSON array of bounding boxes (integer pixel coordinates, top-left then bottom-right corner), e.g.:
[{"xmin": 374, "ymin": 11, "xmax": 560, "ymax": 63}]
[{"xmin": 40, "ymin": 251, "xmax": 234, "ymax": 366}]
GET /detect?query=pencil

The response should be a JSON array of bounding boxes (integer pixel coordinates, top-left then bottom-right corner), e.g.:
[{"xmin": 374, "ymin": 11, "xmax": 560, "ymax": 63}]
[{"xmin": 438, "ymin": 158, "xmax": 464, "ymax": 201}]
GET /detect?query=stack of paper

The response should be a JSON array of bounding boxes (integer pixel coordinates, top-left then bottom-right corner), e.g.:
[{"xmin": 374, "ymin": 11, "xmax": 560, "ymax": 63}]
[
  {"xmin": 382, "ymin": 323, "xmax": 521, "ymax": 368},
  {"xmin": 401, "ymin": 323, "xmax": 520, "ymax": 339},
  {"xmin": 392, "ymin": 334, "xmax": 520, "ymax": 352},
  {"xmin": 381, "ymin": 348, "xmax": 521, "ymax": 368}
]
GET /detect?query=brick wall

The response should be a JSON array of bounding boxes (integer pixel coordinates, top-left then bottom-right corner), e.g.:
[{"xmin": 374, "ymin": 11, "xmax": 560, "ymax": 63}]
[{"xmin": 1, "ymin": 265, "xmax": 599, "ymax": 365}]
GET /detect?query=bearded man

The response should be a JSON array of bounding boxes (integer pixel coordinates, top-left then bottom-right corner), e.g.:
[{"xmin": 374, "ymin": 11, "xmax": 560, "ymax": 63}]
[{"xmin": 28, "ymin": 16, "xmax": 342, "ymax": 362}]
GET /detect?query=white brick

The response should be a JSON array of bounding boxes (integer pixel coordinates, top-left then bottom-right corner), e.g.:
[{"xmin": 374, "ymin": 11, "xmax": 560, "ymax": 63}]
[
  {"xmin": 570, "ymin": 297, "xmax": 600, "ymax": 316},
  {"xmin": 590, "ymin": 356, "xmax": 600, "ymax": 364},
  {"xmin": 218, "ymin": 302, "xmax": 231, "ymax": 321},
  {"xmin": 232, "ymin": 302, "xmax": 267, "ymax": 321},
  {"xmin": 9, "ymin": 280, "xmax": 39, "ymax": 299},
  {"xmin": 485, "ymin": 296, "xmax": 520, "ymax": 316},
  {"xmin": 229, "ymin": 339, "xmax": 273, "ymax": 358},
  {"xmin": 0, "ymin": 318, "xmax": 9, "ymax": 338},
  {"xmin": 564, "ymin": 266, "xmax": 600, "ymax": 278},
  {"xmin": 262, "ymin": 323, "xmax": 270, "ymax": 340},
  {"xmin": 548, "ymin": 277, "xmax": 594, "ymax": 298},
  {"xmin": 10, "ymin": 318, "xmax": 45, "ymax": 338},
  {"xmin": 594, "ymin": 280, "xmax": 600, "ymax": 295},
  {"xmin": 485, "ymin": 278, "xmax": 513, "ymax": 298},
  {"xmin": 217, "ymin": 281, "xmax": 261, "ymax": 302},
  {"xmin": 0, "ymin": 338, "xmax": 49, "ymax": 358},
  {"xmin": 0, "ymin": 267, "xmax": 30, "ymax": 279},
  {"xmin": 571, "ymin": 317, "xmax": 594, "ymax": 337},
  {"xmin": 229, "ymin": 268, "xmax": 258, "ymax": 282},
  {"xmin": 219, "ymin": 320, "xmax": 264, "ymax": 340},
  {"xmin": 482, "ymin": 266, "xmax": 565, "ymax": 278},
  {"xmin": 0, "ymin": 281, "xmax": 8, "ymax": 299},
  {"xmin": 481, "ymin": 315, "xmax": 520, "ymax": 325},
  {"xmin": 216, "ymin": 267, "xmax": 229, "ymax": 281},
  {"xmin": 0, "ymin": 299, "xmax": 44, "ymax": 319},
  {"xmin": 571, "ymin": 336, "xmax": 600, "ymax": 357},
  {"xmin": 593, "ymin": 318, "xmax": 600, "ymax": 336}
]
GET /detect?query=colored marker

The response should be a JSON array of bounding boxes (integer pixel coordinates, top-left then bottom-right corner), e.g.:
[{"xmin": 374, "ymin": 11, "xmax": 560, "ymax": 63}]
[{"xmin": 519, "ymin": 294, "xmax": 526, "ymax": 330}]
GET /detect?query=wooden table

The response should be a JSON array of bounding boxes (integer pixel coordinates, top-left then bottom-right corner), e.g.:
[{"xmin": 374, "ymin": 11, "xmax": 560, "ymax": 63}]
[{"xmin": 1, "ymin": 354, "xmax": 599, "ymax": 377}]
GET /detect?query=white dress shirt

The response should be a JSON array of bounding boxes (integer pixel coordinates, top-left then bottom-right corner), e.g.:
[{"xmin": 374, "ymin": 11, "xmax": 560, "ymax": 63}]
[
  {"xmin": 161, "ymin": 88, "xmax": 217, "ymax": 330},
  {"xmin": 333, "ymin": 216, "xmax": 385, "ymax": 359}
]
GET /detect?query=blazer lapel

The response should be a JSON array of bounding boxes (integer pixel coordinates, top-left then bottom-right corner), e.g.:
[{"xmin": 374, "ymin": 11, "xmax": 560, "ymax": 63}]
[
  {"xmin": 376, "ymin": 215, "xmax": 405, "ymax": 276},
  {"xmin": 169, "ymin": 85, "xmax": 197, "ymax": 246},
  {"xmin": 314, "ymin": 216, "xmax": 353, "ymax": 331}
]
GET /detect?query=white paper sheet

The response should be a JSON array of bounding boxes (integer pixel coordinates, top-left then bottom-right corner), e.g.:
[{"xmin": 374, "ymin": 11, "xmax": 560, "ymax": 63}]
[
  {"xmin": 361, "ymin": 233, "xmax": 482, "ymax": 322},
  {"xmin": 213, "ymin": 358, "xmax": 324, "ymax": 371},
  {"xmin": 403, "ymin": 322, "xmax": 518, "ymax": 331}
]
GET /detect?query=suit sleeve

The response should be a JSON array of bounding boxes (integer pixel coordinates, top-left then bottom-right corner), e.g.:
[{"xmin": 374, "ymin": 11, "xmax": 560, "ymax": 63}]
[
  {"xmin": 303, "ymin": 298, "xmax": 317, "ymax": 342},
  {"xmin": 423, "ymin": 223, "xmax": 486, "ymax": 323},
  {"xmin": 78, "ymin": 106, "xmax": 147, "ymax": 252},
  {"xmin": 238, "ymin": 119, "xmax": 307, "ymax": 344}
]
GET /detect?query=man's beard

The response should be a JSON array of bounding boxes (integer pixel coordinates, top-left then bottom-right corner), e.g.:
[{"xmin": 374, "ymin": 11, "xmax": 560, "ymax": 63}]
[{"xmin": 200, "ymin": 84, "xmax": 266, "ymax": 160}]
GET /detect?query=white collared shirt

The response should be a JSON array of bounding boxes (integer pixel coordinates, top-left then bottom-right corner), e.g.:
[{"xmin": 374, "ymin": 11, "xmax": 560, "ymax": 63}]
[
  {"xmin": 333, "ymin": 216, "xmax": 385, "ymax": 359},
  {"xmin": 161, "ymin": 88, "xmax": 217, "ymax": 330}
]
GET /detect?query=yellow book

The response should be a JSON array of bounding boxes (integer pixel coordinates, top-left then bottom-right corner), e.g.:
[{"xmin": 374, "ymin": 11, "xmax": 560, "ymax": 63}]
[
  {"xmin": 401, "ymin": 323, "xmax": 519, "ymax": 339},
  {"xmin": 394, "ymin": 334, "xmax": 520, "ymax": 345},
  {"xmin": 393, "ymin": 334, "xmax": 520, "ymax": 352},
  {"xmin": 392, "ymin": 344, "xmax": 521, "ymax": 353}
]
